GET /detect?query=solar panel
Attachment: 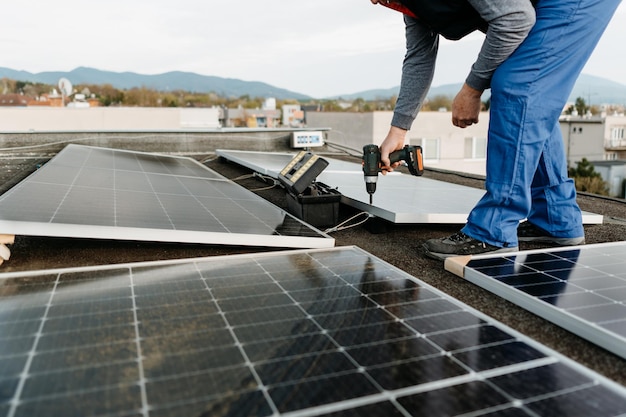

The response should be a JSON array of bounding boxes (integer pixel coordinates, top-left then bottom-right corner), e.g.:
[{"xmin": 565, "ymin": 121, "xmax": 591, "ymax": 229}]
[
  {"xmin": 445, "ymin": 241, "xmax": 626, "ymax": 360},
  {"xmin": 215, "ymin": 149, "xmax": 604, "ymax": 225},
  {"xmin": 0, "ymin": 145, "xmax": 333, "ymax": 248},
  {"xmin": 217, "ymin": 149, "xmax": 359, "ymax": 176},
  {"xmin": 2, "ymin": 246, "xmax": 625, "ymax": 417}
]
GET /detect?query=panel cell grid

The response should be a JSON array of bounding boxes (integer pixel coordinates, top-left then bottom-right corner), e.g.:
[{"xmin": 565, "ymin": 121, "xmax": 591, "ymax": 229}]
[
  {"xmin": 1, "ymin": 247, "xmax": 626, "ymax": 416},
  {"xmin": 449, "ymin": 241, "xmax": 626, "ymax": 360},
  {"xmin": 0, "ymin": 144, "xmax": 333, "ymax": 248}
]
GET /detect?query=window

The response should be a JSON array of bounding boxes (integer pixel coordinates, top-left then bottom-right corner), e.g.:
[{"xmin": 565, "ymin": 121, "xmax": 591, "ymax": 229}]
[
  {"xmin": 464, "ymin": 137, "xmax": 487, "ymax": 159},
  {"xmin": 611, "ymin": 126, "xmax": 625, "ymax": 140},
  {"xmin": 410, "ymin": 138, "xmax": 440, "ymax": 162}
]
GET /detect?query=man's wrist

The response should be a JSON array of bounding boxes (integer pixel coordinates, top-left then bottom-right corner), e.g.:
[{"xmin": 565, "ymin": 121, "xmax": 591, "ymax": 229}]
[{"xmin": 462, "ymin": 82, "xmax": 483, "ymax": 98}]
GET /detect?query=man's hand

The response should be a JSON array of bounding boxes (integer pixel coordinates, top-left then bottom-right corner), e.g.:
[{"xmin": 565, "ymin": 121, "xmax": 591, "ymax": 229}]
[
  {"xmin": 379, "ymin": 126, "xmax": 407, "ymax": 174},
  {"xmin": 452, "ymin": 83, "xmax": 483, "ymax": 128}
]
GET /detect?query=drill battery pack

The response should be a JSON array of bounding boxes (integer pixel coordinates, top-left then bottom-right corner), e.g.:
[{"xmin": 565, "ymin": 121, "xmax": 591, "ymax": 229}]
[{"xmin": 286, "ymin": 182, "xmax": 341, "ymax": 228}]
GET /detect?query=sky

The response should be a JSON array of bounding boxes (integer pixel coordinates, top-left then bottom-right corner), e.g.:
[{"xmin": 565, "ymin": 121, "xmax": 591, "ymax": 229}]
[{"xmin": 3, "ymin": 0, "xmax": 625, "ymax": 98}]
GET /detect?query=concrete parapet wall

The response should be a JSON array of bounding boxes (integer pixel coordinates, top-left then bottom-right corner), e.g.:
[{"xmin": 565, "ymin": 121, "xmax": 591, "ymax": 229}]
[
  {"xmin": 0, "ymin": 129, "xmax": 324, "ymax": 158},
  {"xmin": 0, "ymin": 107, "xmax": 221, "ymax": 131}
]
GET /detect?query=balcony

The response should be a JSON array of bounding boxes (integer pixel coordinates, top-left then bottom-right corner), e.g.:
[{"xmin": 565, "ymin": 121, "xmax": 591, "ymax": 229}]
[{"xmin": 605, "ymin": 138, "xmax": 626, "ymax": 150}]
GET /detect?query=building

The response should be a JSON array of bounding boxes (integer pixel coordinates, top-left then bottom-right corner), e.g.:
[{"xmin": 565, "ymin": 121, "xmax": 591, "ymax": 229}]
[
  {"xmin": 560, "ymin": 113, "xmax": 626, "ymax": 197},
  {"xmin": 282, "ymin": 104, "xmax": 305, "ymax": 128},
  {"xmin": 306, "ymin": 111, "xmax": 491, "ymax": 176},
  {"xmin": 0, "ymin": 107, "xmax": 221, "ymax": 131},
  {"xmin": 307, "ymin": 110, "xmax": 626, "ymax": 197},
  {"xmin": 222, "ymin": 106, "xmax": 281, "ymax": 128},
  {"xmin": 1, "ymin": 105, "xmax": 623, "ymax": 196},
  {"xmin": 0, "ymin": 94, "xmax": 29, "ymax": 107},
  {"xmin": 591, "ymin": 161, "xmax": 626, "ymax": 197},
  {"xmin": 560, "ymin": 113, "xmax": 626, "ymax": 164}
]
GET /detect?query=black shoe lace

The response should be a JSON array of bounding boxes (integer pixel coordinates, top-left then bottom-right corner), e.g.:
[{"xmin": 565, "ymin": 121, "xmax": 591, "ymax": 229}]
[{"xmin": 448, "ymin": 232, "xmax": 469, "ymax": 242}]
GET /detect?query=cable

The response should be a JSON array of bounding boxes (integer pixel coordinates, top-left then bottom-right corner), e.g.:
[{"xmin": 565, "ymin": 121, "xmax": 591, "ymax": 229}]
[
  {"xmin": 324, "ymin": 211, "xmax": 372, "ymax": 234},
  {"xmin": 199, "ymin": 154, "xmax": 218, "ymax": 164},
  {"xmin": 229, "ymin": 173, "xmax": 256, "ymax": 182},
  {"xmin": 322, "ymin": 140, "xmax": 363, "ymax": 158},
  {"xmin": 228, "ymin": 172, "xmax": 282, "ymax": 192},
  {"xmin": 249, "ymin": 184, "xmax": 278, "ymax": 192}
]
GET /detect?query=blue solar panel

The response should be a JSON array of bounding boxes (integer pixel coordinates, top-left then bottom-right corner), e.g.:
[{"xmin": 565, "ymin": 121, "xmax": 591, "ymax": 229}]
[
  {"xmin": 1, "ymin": 246, "xmax": 625, "ymax": 417},
  {"xmin": 446, "ymin": 241, "xmax": 626, "ymax": 360}
]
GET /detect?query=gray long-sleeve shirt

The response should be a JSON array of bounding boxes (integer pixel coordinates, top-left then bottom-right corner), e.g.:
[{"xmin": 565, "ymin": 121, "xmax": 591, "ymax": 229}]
[{"xmin": 391, "ymin": 0, "xmax": 536, "ymax": 130}]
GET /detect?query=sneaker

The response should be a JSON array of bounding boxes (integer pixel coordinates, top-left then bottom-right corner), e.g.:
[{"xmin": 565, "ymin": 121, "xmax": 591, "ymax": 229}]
[
  {"xmin": 517, "ymin": 221, "xmax": 585, "ymax": 246},
  {"xmin": 423, "ymin": 231, "xmax": 518, "ymax": 260}
]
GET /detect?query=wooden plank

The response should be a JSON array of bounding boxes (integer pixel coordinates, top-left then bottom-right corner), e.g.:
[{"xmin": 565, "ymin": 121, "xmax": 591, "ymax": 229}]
[
  {"xmin": 0, "ymin": 234, "xmax": 14, "ymax": 244},
  {"xmin": 444, "ymin": 255, "xmax": 471, "ymax": 278}
]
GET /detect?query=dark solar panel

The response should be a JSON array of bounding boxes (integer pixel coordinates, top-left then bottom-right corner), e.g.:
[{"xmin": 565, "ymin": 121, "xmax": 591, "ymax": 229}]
[
  {"xmin": 1, "ymin": 246, "xmax": 625, "ymax": 417},
  {"xmin": 447, "ymin": 241, "xmax": 626, "ymax": 360},
  {"xmin": 0, "ymin": 144, "xmax": 333, "ymax": 248}
]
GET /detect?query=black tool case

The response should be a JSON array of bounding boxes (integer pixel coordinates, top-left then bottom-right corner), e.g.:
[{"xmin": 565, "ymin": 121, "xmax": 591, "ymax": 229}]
[{"xmin": 286, "ymin": 182, "xmax": 341, "ymax": 228}]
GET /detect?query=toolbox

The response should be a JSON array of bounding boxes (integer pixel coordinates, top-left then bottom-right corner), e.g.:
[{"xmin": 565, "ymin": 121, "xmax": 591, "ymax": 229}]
[{"xmin": 286, "ymin": 182, "xmax": 341, "ymax": 228}]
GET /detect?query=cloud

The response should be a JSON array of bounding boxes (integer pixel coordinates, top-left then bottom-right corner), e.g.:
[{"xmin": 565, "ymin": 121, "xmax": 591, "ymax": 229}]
[{"xmin": 1, "ymin": 0, "xmax": 624, "ymax": 98}]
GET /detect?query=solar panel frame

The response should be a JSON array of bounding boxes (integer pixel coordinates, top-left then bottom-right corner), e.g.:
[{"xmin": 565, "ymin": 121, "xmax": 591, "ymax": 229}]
[
  {"xmin": 1, "ymin": 246, "xmax": 625, "ymax": 417},
  {"xmin": 445, "ymin": 241, "xmax": 626, "ymax": 360},
  {"xmin": 0, "ymin": 144, "xmax": 334, "ymax": 249},
  {"xmin": 215, "ymin": 149, "xmax": 604, "ymax": 225}
]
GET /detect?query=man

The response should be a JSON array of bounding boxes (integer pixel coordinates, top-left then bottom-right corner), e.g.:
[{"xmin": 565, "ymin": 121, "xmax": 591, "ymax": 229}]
[{"xmin": 371, "ymin": 0, "xmax": 621, "ymax": 259}]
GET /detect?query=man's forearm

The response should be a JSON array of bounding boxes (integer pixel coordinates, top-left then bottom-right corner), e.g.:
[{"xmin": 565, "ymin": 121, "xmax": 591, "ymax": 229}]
[{"xmin": 392, "ymin": 15, "xmax": 439, "ymax": 130}]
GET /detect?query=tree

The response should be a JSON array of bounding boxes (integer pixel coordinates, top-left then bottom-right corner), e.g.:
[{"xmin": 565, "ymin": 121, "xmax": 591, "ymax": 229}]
[
  {"xmin": 2, "ymin": 78, "xmax": 17, "ymax": 93},
  {"xmin": 320, "ymin": 100, "xmax": 344, "ymax": 112},
  {"xmin": 351, "ymin": 98, "xmax": 366, "ymax": 112},
  {"xmin": 568, "ymin": 158, "xmax": 608, "ymax": 195},
  {"xmin": 574, "ymin": 96, "xmax": 589, "ymax": 115},
  {"xmin": 423, "ymin": 94, "xmax": 452, "ymax": 111},
  {"xmin": 84, "ymin": 83, "xmax": 124, "ymax": 106}
]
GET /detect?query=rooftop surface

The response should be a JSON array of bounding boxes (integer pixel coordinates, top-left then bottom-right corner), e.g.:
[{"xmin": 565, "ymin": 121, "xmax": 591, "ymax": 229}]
[{"xmin": 1, "ymin": 148, "xmax": 625, "ymax": 390}]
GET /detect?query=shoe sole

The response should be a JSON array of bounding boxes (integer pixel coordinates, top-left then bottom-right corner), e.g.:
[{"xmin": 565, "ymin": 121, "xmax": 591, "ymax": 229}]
[
  {"xmin": 517, "ymin": 236, "xmax": 585, "ymax": 246},
  {"xmin": 423, "ymin": 245, "xmax": 519, "ymax": 261}
]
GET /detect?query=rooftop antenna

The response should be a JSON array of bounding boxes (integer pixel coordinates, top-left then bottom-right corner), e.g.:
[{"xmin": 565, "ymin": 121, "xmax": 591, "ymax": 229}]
[{"xmin": 58, "ymin": 77, "xmax": 73, "ymax": 107}]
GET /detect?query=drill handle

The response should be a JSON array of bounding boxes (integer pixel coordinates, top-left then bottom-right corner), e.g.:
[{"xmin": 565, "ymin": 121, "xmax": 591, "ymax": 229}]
[
  {"xmin": 389, "ymin": 145, "xmax": 424, "ymax": 177},
  {"xmin": 388, "ymin": 148, "xmax": 407, "ymax": 165}
]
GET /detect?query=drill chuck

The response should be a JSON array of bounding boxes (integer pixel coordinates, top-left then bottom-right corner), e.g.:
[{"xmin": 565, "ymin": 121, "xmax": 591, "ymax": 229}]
[{"xmin": 364, "ymin": 175, "xmax": 377, "ymax": 195}]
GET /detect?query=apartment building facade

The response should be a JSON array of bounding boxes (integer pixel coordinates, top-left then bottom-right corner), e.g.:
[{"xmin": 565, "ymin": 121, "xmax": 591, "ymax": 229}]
[
  {"xmin": 306, "ymin": 111, "xmax": 492, "ymax": 176},
  {"xmin": 1, "ymin": 105, "xmax": 623, "ymax": 196},
  {"xmin": 307, "ymin": 111, "xmax": 626, "ymax": 197}
]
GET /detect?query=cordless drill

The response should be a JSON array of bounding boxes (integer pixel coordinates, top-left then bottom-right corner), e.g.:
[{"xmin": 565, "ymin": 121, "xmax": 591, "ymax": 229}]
[{"xmin": 362, "ymin": 144, "xmax": 424, "ymax": 204}]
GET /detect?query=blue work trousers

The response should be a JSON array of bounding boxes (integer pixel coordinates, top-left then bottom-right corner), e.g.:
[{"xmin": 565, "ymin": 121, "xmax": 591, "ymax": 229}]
[{"xmin": 462, "ymin": 0, "xmax": 621, "ymax": 248}]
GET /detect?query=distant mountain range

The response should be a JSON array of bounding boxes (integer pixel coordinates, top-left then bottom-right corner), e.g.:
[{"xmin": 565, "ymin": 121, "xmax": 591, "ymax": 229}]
[
  {"xmin": 1, "ymin": 66, "xmax": 625, "ymax": 104},
  {"xmin": 336, "ymin": 74, "xmax": 626, "ymax": 106},
  {"xmin": 0, "ymin": 66, "xmax": 312, "ymax": 101}
]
